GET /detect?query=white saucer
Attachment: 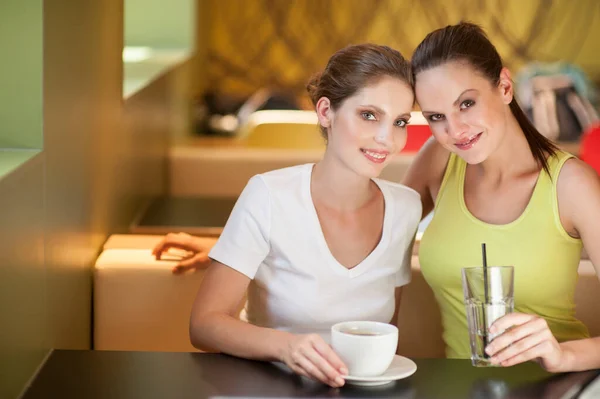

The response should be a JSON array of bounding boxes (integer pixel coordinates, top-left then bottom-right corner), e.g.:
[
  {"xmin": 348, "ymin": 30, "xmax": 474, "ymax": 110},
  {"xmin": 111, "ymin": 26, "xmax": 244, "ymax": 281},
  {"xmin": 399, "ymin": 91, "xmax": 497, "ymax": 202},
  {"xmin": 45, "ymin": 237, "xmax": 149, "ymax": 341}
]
[{"xmin": 342, "ymin": 355, "xmax": 417, "ymax": 387}]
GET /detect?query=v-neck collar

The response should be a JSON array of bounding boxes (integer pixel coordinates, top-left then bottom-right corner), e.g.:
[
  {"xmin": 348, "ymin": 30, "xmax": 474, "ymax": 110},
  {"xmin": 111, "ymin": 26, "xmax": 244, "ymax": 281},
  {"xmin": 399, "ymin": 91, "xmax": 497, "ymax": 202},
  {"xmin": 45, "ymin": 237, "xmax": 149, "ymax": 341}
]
[{"xmin": 302, "ymin": 163, "xmax": 393, "ymax": 278}]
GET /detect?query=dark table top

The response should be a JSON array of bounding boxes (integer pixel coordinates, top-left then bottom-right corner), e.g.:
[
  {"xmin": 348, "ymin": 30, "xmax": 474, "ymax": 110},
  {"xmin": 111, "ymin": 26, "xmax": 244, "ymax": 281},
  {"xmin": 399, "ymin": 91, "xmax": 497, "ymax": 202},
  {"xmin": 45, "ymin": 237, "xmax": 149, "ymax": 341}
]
[
  {"xmin": 129, "ymin": 196, "xmax": 434, "ymax": 237},
  {"xmin": 21, "ymin": 350, "xmax": 600, "ymax": 399},
  {"xmin": 132, "ymin": 197, "xmax": 238, "ymax": 235}
]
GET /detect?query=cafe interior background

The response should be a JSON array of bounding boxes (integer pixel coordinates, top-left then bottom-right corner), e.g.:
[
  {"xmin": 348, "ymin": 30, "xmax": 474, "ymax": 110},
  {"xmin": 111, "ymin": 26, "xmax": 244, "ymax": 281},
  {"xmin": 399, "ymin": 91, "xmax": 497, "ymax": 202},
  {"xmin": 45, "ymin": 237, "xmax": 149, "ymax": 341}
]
[{"xmin": 1, "ymin": 0, "xmax": 599, "ymax": 397}]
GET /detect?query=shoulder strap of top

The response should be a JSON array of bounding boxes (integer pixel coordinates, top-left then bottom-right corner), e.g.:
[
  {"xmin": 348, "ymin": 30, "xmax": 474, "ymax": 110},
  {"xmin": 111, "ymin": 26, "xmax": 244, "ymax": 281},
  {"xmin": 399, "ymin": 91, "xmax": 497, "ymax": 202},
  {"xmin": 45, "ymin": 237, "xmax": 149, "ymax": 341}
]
[{"xmin": 434, "ymin": 153, "xmax": 459, "ymax": 210}]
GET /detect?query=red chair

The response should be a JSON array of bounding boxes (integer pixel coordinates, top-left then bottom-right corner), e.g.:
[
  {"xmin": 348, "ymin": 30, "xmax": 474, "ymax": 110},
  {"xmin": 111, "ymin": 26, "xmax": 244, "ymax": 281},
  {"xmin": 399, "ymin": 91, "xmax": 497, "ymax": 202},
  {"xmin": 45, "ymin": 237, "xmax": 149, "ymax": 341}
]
[{"xmin": 580, "ymin": 124, "xmax": 600, "ymax": 175}]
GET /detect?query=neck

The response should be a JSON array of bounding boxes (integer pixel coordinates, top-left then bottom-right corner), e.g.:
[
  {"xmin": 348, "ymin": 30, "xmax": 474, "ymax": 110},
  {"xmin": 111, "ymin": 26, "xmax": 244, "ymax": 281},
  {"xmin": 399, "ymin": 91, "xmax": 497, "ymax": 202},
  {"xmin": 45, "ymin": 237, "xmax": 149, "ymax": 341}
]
[
  {"xmin": 475, "ymin": 111, "xmax": 539, "ymax": 182},
  {"xmin": 311, "ymin": 151, "xmax": 375, "ymax": 211}
]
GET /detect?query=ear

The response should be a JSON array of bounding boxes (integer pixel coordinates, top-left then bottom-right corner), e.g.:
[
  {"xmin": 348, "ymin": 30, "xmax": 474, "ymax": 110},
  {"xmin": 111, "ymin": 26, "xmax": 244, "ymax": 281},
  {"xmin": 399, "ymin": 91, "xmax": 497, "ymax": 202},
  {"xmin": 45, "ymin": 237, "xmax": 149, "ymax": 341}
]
[
  {"xmin": 315, "ymin": 97, "xmax": 333, "ymax": 130},
  {"xmin": 498, "ymin": 67, "xmax": 514, "ymax": 105}
]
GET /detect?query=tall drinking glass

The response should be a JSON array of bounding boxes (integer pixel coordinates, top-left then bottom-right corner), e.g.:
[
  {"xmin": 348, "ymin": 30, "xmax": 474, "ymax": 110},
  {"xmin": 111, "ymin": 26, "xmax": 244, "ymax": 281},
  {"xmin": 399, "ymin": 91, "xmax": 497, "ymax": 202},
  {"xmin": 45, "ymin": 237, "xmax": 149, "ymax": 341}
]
[{"xmin": 462, "ymin": 266, "xmax": 514, "ymax": 367}]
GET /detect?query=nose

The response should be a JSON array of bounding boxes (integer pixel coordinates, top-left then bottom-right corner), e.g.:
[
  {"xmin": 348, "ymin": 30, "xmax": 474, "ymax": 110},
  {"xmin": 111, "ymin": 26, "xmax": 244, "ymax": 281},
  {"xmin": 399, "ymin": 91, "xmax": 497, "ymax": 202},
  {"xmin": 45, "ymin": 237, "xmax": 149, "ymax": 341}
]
[
  {"xmin": 446, "ymin": 114, "xmax": 469, "ymax": 140},
  {"xmin": 374, "ymin": 125, "xmax": 394, "ymax": 146}
]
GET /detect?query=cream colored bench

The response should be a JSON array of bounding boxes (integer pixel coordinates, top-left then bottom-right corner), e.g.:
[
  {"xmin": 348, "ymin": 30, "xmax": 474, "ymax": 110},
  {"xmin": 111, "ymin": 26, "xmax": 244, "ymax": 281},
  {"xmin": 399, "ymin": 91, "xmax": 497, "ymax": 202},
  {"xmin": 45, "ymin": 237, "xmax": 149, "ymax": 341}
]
[
  {"xmin": 94, "ymin": 234, "xmax": 599, "ymax": 357},
  {"xmin": 94, "ymin": 249, "xmax": 202, "ymax": 352},
  {"xmin": 95, "ymin": 235, "xmax": 216, "ymax": 352}
]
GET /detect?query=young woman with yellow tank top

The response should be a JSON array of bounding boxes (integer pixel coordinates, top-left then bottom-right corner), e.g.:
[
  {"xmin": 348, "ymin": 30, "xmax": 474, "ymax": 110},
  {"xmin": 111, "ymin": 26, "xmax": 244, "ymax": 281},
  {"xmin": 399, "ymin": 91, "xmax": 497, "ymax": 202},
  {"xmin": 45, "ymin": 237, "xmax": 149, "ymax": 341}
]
[{"xmin": 403, "ymin": 22, "xmax": 600, "ymax": 373}]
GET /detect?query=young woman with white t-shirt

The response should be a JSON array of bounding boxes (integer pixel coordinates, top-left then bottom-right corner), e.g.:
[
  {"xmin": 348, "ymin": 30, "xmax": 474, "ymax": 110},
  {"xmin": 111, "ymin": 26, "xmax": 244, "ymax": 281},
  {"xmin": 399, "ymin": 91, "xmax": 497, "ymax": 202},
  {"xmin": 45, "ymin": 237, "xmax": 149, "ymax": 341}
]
[{"xmin": 153, "ymin": 44, "xmax": 422, "ymax": 388}]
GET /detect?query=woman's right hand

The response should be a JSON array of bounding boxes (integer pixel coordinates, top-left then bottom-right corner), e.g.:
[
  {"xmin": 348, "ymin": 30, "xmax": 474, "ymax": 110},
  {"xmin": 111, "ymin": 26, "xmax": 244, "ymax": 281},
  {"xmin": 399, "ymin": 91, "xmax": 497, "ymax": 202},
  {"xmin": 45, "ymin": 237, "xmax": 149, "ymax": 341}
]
[
  {"xmin": 280, "ymin": 333, "xmax": 348, "ymax": 388},
  {"xmin": 152, "ymin": 232, "xmax": 211, "ymax": 274}
]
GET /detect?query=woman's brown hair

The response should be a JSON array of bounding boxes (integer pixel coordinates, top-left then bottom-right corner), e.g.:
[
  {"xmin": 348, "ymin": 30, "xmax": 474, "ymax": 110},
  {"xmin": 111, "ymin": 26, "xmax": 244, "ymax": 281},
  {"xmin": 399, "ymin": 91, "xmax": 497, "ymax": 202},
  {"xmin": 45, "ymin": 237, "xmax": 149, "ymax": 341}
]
[
  {"xmin": 412, "ymin": 22, "xmax": 558, "ymax": 174},
  {"xmin": 307, "ymin": 43, "xmax": 413, "ymax": 138}
]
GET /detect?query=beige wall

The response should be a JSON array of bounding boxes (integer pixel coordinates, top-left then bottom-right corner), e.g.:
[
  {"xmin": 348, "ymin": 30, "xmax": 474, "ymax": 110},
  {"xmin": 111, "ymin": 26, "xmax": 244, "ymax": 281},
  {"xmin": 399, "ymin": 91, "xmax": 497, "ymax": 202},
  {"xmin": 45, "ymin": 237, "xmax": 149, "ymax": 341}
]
[
  {"xmin": 42, "ymin": 0, "xmax": 125, "ymax": 352},
  {"xmin": 0, "ymin": 1, "xmax": 193, "ymax": 397}
]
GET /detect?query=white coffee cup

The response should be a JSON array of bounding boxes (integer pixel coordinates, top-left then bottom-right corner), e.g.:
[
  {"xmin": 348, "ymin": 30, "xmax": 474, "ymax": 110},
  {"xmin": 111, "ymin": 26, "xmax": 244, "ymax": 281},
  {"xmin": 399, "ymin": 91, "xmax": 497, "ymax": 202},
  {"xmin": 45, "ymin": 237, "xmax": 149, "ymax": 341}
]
[{"xmin": 331, "ymin": 321, "xmax": 398, "ymax": 377}]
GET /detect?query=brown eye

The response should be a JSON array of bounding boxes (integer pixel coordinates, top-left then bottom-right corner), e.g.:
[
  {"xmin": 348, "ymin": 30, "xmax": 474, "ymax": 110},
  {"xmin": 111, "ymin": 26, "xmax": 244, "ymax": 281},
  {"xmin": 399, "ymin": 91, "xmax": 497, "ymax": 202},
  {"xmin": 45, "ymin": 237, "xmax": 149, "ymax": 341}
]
[
  {"xmin": 429, "ymin": 114, "xmax": 444, "ymax": 122},
  {"xmin": 460, "ymin": 100, "xmax": 475, "ymax": 109}
]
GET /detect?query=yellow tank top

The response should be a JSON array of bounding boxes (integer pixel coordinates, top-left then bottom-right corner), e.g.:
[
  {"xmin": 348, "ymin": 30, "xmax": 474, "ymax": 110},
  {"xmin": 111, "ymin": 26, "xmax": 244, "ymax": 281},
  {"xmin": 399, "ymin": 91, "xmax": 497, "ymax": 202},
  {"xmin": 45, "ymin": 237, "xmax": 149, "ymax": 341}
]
[{"xmin": 419, "ymin": 151, "xmax": 589, "ymax": 358}]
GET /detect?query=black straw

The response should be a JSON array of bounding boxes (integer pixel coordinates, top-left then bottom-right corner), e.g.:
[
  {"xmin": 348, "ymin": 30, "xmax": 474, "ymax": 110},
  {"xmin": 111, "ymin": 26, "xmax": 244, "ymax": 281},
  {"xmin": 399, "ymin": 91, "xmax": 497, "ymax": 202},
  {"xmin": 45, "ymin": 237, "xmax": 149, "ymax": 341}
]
[
  {"xmin": 482, "ymin": 243, "xmax": 489, "ymax": 304},
  {"xmin": 481, "ymin": 243, "xmax": 489, "ymax": 356}
]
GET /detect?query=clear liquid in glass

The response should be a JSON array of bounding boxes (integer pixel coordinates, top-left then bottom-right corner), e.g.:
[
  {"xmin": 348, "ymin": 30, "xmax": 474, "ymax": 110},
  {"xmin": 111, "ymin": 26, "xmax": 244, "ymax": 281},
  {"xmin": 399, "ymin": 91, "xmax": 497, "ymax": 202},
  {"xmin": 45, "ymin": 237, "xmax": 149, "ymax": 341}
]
[{"xmin": 466, "ymin": 299, "xmax": 514, "ymax": 367}]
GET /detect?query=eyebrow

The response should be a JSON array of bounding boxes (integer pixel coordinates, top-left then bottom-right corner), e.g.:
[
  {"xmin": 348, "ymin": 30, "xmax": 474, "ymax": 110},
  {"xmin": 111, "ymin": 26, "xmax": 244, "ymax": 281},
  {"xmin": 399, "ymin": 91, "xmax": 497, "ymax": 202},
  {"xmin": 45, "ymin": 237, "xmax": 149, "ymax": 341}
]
[
  {"xmin": 453, "ymin": 89, "xmax": 478, "ymax": 106},
  {"xmin": 359, "ymin": 104, "xmax": 411, "ymax": 119},
  {"xmin": 421, "ymin": 89, "xmax": 478, "ymax": 115}
]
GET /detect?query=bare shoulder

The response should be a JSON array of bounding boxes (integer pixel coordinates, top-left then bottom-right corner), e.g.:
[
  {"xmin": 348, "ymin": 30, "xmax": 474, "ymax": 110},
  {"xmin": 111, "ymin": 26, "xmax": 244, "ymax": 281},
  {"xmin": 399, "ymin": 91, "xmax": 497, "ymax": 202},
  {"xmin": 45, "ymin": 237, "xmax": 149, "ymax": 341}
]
[
  {"xmin": 402, "ymin": 137, "xmax": 450, "ymax": 217},
  {"xmin": 417, "ymin": 137, "xmax": 450, "ymax": 167},
  {"xmin": 192, "ymin": 260, "xmax": 251, "ymax": 316},
  {"xmin": 557, "ymin": 158, "xmax": 600, "ymax": 222},
  {"xmin": 557, "ymin": 158, "xmax": 600, "ymax": 196},
  {"xmin": 404, "ymin": 138, "xmax": 449, "ymax": 183}
]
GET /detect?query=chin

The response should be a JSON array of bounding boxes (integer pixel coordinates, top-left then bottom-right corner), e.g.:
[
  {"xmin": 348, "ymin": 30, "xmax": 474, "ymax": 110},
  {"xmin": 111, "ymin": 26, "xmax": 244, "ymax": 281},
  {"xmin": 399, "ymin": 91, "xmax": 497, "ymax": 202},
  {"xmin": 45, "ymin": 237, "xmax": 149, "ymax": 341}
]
[
  {"xmin": 362, "ymin": 161, "xmax": 387, "ymax": 178},
  {"xmin": 456, "ymin": 150, "xmax": 489, "ymax": 165},
  {"xmin": 444, "ymin": 139, "xmax": 490, "ymax": 165},
  {"xmin": 345, "ymin": 159, "xmax": 382, "ymax": 179}
]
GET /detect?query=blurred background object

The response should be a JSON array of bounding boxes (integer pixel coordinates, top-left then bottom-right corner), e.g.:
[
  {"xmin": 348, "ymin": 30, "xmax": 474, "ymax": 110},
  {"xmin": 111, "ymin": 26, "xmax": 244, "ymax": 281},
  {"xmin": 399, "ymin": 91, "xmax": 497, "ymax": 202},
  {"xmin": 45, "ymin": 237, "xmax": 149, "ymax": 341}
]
[
  {"xmin": 188, "ymin": 0, "xmax": 600, "ymax": 151},
  {"xmin": 200, "ymin": 0, "xmax": 600, "ymax": 104},
  {"xmin": 194, "ymin": 88, "xmax": 301, "ymax": 136},
  {"xmin": 580, "ymin": 124, "xmax": 600, "ymax": 175},
  {"xmin": 516, "ymin": 62, "xmax": 599, "ymax": 142}
]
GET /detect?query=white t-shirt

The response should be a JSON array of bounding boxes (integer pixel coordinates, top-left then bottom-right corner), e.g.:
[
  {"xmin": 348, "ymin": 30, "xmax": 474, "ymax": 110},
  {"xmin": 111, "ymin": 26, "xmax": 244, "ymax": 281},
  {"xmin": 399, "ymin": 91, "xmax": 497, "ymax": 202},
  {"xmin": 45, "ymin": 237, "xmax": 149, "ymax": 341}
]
[{"xmin": 209, "ymin": 163, "xmax": 422, "ymax": 341}]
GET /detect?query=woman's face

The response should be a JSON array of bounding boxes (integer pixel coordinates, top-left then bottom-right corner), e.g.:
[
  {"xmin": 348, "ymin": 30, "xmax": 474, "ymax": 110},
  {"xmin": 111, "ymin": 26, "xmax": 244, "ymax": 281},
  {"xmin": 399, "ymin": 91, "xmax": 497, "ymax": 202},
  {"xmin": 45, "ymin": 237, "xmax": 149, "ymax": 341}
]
[
  {"xmin": 415, "ymin": 61, "xmax": 514, "ymax": 164},
  {"xmin": 316, "ymin": 75, "xmax": 414, "ymax": 178}
]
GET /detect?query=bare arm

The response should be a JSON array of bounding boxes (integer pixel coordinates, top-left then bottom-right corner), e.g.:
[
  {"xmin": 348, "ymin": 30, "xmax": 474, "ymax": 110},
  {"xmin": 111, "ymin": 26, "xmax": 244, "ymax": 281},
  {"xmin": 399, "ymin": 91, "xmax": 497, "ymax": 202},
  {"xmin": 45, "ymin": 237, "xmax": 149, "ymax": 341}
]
[
  {"xmin": 402, "ymin": 137, "xmax": 450, "ymax": 219},
  {"xmin": 391, "ymin": 230, "xmax": 417, "ymax": 327},
  {"xmin": 391, "ymin": 287, "xmax": 403, "ymax": 326},
  {"xmin": 189, "ymin": 260, "xmax": 287, "ymax": 359},
  {"xmin": 556, "ymin": 158, "xmax": 600, "ymax": 371},
  {"xmin": 559, "ymin": 159, "xmax": 600, "ymax": 282},
  {"xmin": 487, "ymin": 159, "xmax": 600, "ymax": 371},
  {"xmin": 391, "ymin": 286, "xmax": 403, "ymax": 355},
  {"xmin": 189, "ymin": 260, "xmax": 348, "ymax": 387}
]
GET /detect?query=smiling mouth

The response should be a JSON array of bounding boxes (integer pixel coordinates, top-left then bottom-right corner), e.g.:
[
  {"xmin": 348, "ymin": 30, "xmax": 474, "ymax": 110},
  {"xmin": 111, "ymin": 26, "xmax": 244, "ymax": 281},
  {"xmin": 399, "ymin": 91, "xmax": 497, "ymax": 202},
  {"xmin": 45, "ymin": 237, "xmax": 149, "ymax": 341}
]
[
  {"xmin": 361, "ymin": 149, "xmax": 388, "ymax": 163},
  {"xmin": 455, "ymin": 133, "xmax": 482, "ymax": 150}
]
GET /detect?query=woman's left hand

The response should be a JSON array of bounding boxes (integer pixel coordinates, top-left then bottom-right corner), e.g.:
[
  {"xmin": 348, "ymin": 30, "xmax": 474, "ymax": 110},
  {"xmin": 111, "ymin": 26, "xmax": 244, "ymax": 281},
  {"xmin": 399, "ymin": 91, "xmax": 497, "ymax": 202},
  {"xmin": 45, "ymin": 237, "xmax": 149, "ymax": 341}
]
[{"xmin": 485, "ymin": 313, "xmax": 571, "ymax": 372}]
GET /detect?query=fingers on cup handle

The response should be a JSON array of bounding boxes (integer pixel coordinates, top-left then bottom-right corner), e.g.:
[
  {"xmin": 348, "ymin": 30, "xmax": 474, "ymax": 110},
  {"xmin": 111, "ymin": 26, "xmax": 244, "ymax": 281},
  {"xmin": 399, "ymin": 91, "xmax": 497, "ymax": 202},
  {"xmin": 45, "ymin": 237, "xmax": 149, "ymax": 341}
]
[
  {"xmin": 312, "ymin": 338, "xmax": 348, "ymax": 375},
  {"xmin": 289, "ymin": 364, "xmax": 310, "ymax": 379},
  {"xmin": 312, "ymin": 353, "xmax": 344, "ymax": 386},
  {"xmin": 296, "ymin": 355, "xmax": 343, "ymax": 387},
  {"xmin": 306, "ymin": 340, "xmax": 345, "ymax": 387}
]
